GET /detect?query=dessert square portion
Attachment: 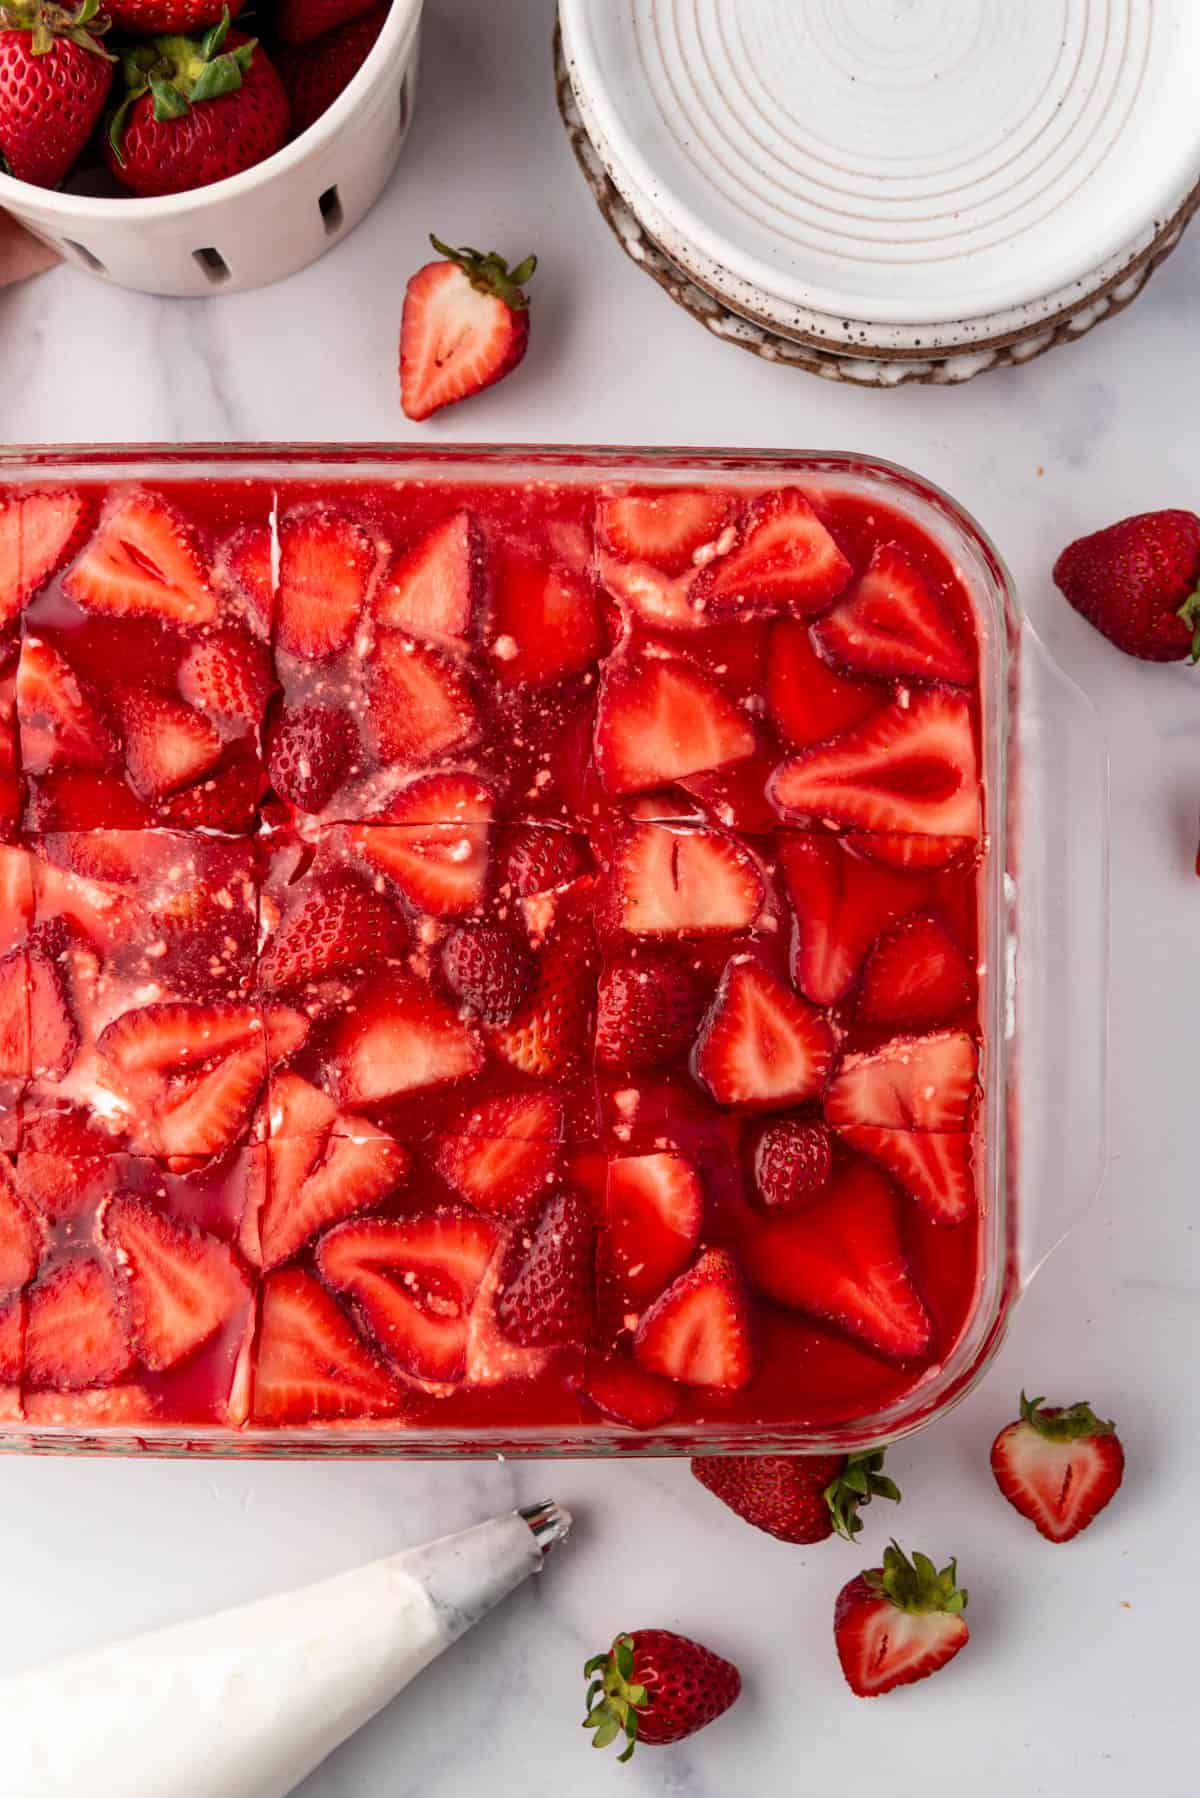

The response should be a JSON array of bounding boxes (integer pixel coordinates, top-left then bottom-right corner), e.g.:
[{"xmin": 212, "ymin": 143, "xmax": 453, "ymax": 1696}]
[{"xmin": 0, "ymin": 473, "xmax": 986, "ymax": 1438}]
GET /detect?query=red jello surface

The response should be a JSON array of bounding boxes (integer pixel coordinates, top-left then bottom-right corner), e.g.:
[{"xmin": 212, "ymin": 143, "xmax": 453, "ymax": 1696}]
[{"xmin": 0, "ymin": 475, "xmax": 986, "ymax": 1435}]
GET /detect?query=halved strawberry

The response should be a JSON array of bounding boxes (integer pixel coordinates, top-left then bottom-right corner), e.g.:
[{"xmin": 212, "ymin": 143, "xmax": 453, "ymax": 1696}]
[
  {"xmin": 633, "ymin": 1247, "xmax": 754, "ymax": 1391},
  {"xmin": 25, "ymin": 1257, "xmax": 132, "ymax": 1390},
  {"xmin": 97, "ymin": 1002, "xmax": 269, "ymax": 1079},
  {"xmin": 377, "ymin": 509, "xmax": 484, "ymax": 645},
  {"xmin": 178, "ymin": 629, "xmax": 273, "ymax": 729},
  {"xmin": 594, "ymin": 950, "xmax": 707, "ymax": 1073},
  {"xmin": 0, "ymin": 489, "xmax": 88, "ymax": 626},
  {"xmin": 317, "ymin": 1211, "xmax": 499, "ymax": 1382},
  {"xmin": 500, "ymin": 825, "xmax": 590, "ymax": 896},
  {"xmin": 489, "ymin": 550, "xmax": 602, "ymax": 687},
  {"xmin": 376, "ymin": 770, "xmax": 495, "ymax": 828},
  {"xmin": 215, "ymin": 522, "xmax": 273, "ymax": 638},
  {"xmin": 691, "ymin": 489, "xmax": 852, "ymax": 618},
  {"xmin": 277, "ymin": 509, "xmax": 375, "ymax": 659},
  {"xmin": 251, "ymin": 1128, "xmax": 409, "ymax": 1270},
  {"xmin": 778, "ymin": 832, "xmax": 923, "ymax": 1007},
  {"xmin": 400, "ymin": 238, "xmax": 535, "ymax": 422},
  {"xmin": 252, "ymin": 1266, "xmax": 404, "ymax": 1423},
  {"xmin": 16, "ymin": 637, "xmax": 117, "ymax": 773},
  {"xmin": 27, "ymin": 932, "xmax": 78, "ymax": 1081},
  {"xmin": 597, "ymin": 553, "xmax": 707, "ymax": 633},
  {"xmin": 26, "ymin": 768, "xmax": 151, "ymax": 831},
  {"xmin": 353, "ymin": 820, "xmax": 491, "ymax": 918},
  {"xmin": 102, "ymin": 1198, "xmax": 249, "ymax": 1372},
  {"xmin": 825, "ymin": 1031, "xmax": 979, "ymax": 1132},
  {"xmin": 990, "ymin": 1393, "xmax": 1125, "ymax": 1542},
  {"xmin": 595, "ymin": 656, "xmax": 754, "ymax": 795},
  {"xmin": 328, "ymin": 973, "xmax": 483, "ymax": 1106},
  {"xmin": 694, "ymin": 958, "xmax": 833, "ymax": 1109},
  {"xmin": 844, "ymin": 832, "xmax": 976, "ymax": 873},
  {"xmin": 597, "ymin": 489, "xmax": 733, "ymax": 574},
  {"xmin": 858, "ymin": 913, "xmax": 975, "ymax": 1031},
  {"xmin": 441, "ymin": 924, "xmax": 533, "ymax": 1022},
  {"xmin": 63, "ymin": 490, "xmax": 215, "ymax": 627},
  {"xmin": 0, "ymin": 1161, "xmax": 41, "ymax": 1291},
  {"xmin": 492, "ymin": 881, "xmax": 598, "ymax": 1078},
  {"xmin": 605, "ymin": 825, "xmax": 763, "ymax": 936},
  {"xmin": 580, "ymin": 1354, "xmax": 680, "ymax": 1429},
  {"xmin": 17, "ymin": 1105, "xmax": 116, "ymax": 1220},
  {"xmin": 770, "ymin": 691, "xmax": 981, "ymax": 838},
  {"xmin": 115, "ymin": 688, "xmax": 223, "ymax": 802},
  {"xmin": 151, "ymin": 1046, "xmax": 270, "ymax": 1160},
  {"xmin": 433, "ymin": 1091, "xmax": 563, "ymax": 1221},
  {"xmin": 838, "ymin": 1125, "xmax": 974, "ymax": 1225},
  {"xmin": 835, "ymin": 1544, "xmax": 969, "ymax": 1697},
  {"xmin": 267, "ymin": 704, "xmax": 360, "ymax": 815},
  {"xmin": 367, "ymin": 633, "xmax": 478, "ymax": 766},
  {"xmin": 605, "ymin": 1153, "xmax": 703, "ymax": 1307},
  {"xmin": 766, "ymin": 618, "xmax": 885, "ymax": 750},
  {"xmin": 495, "ymin": 1188, "xmax": 595, "ymax": 1348},
  {"xmin": 259, "ymin": 877, "xmax": 409, "ymax": 991},
  {"xmin": 812, "ymin": 545, "xmax": 975, "ymax": 686},
  {"xmin": 740, "ymin": 1160, "xmax": 932, "ymax": 1361}
]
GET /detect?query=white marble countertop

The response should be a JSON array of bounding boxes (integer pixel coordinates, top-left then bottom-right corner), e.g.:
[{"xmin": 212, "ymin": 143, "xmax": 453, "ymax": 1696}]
[{"xmin": 0, "ymin": 2, "xmax": 1196, "ymax": 1792}]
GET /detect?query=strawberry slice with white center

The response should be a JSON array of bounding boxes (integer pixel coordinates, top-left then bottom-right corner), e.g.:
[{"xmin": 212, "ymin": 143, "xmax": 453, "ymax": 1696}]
[
  {"xmin": 779, "ymin": 832, "xmax": 925, "ymax": 1008},
  {"xmin": 277, "ymin": 508, "xmax": 376, "ymax": 659},
  {"xmin": 605, "ymin": 824, "xmax": 764, "ymax": 937},
  {"xmin": 376, "ymin": 770, "xmax": 495, "ymax": 828},
  {"xmin": 694, "ymin": 958, "xmax": 834, "ymax": 1109},
  {"xmin": 377, "ymin": 509, "xmax": 485, "ymax": 645},
  {"xmin": 492, "ymin": 879, "xmax": 598, "ymax": 1079},
  {"xmin": 27, "ymin": 932, "xmax": 78, "ymax": 1081},
  {"xmin": 495, "ymin": 1188, "xmax": 596, "ymax": 1348},
  {"xmin": 432, "ymin": 1090, "xmax": 563, "ymax": 1221},
  {"xmin": 990, "ymin": 1392, "xmax": 1125, "ymax": 1542},
  {"xmin": 633, "ymin": 1246, "xmax": 755, "ymax": 1391},
  {"xmin": 366, "ymin": 632, "xmax": 478, "ymax": 767},
  {"xmin": 844, "ymin": 832, "xmax": 976, "ymax": 873},
  {"xmin": 0, "ymin": 1161, "xmax": 41, "ymax": 1291},
  {"xmin": 252, "ymin": 1266, "xmax": 405, "ymax": 1424},
  {"xmin": 328, "ymin": 972, "xmax": 483, "ymax": 1106},
  {"xmin": 834, "ymin": 1544, "xmax": 969, "ymax": 1697},
  {"xmin": 400, "ymin": 237, "xmax": 536, "ymax": 422},
  {"xmin": 597, "ymin": 489, "xmax": 734, "ymax": 574},
  {"xmin": 178, "ymin": 629, "xmax": 274, "ymax": 730},
  {"xmin": 691, "ymin": 489, "xmax": 852, "ymax": 618},
  {"xmin": 317, "ymin": 1212, "xmax": 499, "ymax": 1382},
  {"xmin": 115, "ymin": 688, "xmax": 223, "ymax": 802},
  {"xmin": 595, "ymin": 655, "xmax": 755, "ymax": 795},
  {"xmin": 597, "ymin": 552, "xmax": 707, "ymax": 633},
  {"xmin": 148, "ymin": 1048, "xmax": 269, "ymax": 1160},
  {"xmin": 858, "ymin": 912, "xmax": 975, "ymax": 1031},
  {"xmin": 766, "ymin": 617, "xmax": 885, "ymax": 751},
  {"xmin": 17, "ymin": 1105, "xmax": 117, "ymax": 1221},
  {"xmin": 63, "ymin": 489, "xmax": 215, "ymax": 627},
  {"xmin": 605, "ymin": 1152, "xmax": 703, "ymax": 1307},
  {"xmin": 580, "ymin": 1355, "xmax": 680, "ymax": 1429},
  {"xmin": 16, "ymin": 637, "xmax": 117, "ymax": 773},
  {"xmin": 740, "ymin": 1160, "xmax": 932, "ymax": 1361},
  {"xmin": 215, "ymin": 522, "xmax": 273, "ymax": 639},
  {"xmin": 838, "ymin": 1125, "xmax": 975, "ymax": 1225},
  {"xmin": 255, "ymin": 1128, "xmax": 409, "ymax": 1270},
  {"xmin": 812, "ymin": 544, "xmax": 975, "ymax": 687},
  {"xmin": 825, "ymin": 1031, "xmax": 979, "ymax": 1132},
  {"xmin": 0, "ymin": 489, "xmax": 88, "ymax": 626},
  {"xmin": 97, "ymin": 1002, "xmax": 273, "ymax": 1081},
  {"xmin": 102, "ymin": 1198, "xmax": 249, "ymax": 1372},
  {"xmin": 770, "ymin": 690, "xmax": 981, "ymax": 838},
  {"xmin": 353, "ymin": 821, "xmax": 491, "ymax": 919},
  {"xmin": 489, "ymin": 549, "xmax": 602, "ymax": 687},
  {"xmin": 25, "ymin": 1257, "xmax": 132, "ymax": 1390},
  {"xmin": 258, "ymin": 876, "xmax": 409, "ymax": 992}
]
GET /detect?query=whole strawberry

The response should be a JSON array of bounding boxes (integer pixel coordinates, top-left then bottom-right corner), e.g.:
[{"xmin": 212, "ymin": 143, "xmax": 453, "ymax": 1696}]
[
  {"xmin": 277, "ymin": 2, "xmax": 385, "ymax": 137},
  {"xmin": 441, "ymin": 924, "xmax": 533, "ymax": 1024},
  {"xmin": 104, "ymin": 9, "xmax": 288, "ymax": 199},
  {"xmin": 834, "ymin": 1543, "xmax": 968, "ymax": 1698},
  {"xmin": 267, "ymin": 704, "xmax": 358, "ymax": 813},
  {"xmin": 275, "ymin": 0, "xmax": 373, "ymax": 48},
  {"xmin": 104, "ymin": 0, "xmax": 242, "ymax": 33},
  {"xmin": 991, "ymin": 1391, "xmax": 1125, "ymax": 1542},
  {"xmin": 1053, "ymin": 509, "xmax": 1200, "ymax": 661},
  {"xmin": 401, "ymin": 234, "xmax": 537, "ymax": 422},
  {"xmin": 583, "ymin": 1629, "xmax": 741, "ymax": 1760},
  {"xmin": 750, "ymin": 1117, "xmax": 833, "ymax": 1211},
  {"xmin": 0, "ymin": 0, "xmax": 113, "ymax": 190},
  {"xmin": 692, "ymin": 1449, "xmax": 900, "ymax": 1544}
]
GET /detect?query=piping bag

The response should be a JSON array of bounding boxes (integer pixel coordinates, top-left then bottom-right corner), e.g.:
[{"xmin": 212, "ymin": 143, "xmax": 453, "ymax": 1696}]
[{"xmin": 1, "ymin": 1500, "xmax": 572, "ymax": 1798}]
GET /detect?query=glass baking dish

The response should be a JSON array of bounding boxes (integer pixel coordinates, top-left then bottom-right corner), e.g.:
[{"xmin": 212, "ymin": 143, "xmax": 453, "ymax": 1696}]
[{"xmin": 0, "ymin": 445, "xmax": 1108, "ymax": 1459}]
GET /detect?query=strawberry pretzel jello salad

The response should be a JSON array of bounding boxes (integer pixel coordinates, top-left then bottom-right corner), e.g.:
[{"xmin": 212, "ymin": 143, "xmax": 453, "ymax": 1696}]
[{"xmin": 0, "ymin": 463, "xmax": 989, "ymax": 1441}]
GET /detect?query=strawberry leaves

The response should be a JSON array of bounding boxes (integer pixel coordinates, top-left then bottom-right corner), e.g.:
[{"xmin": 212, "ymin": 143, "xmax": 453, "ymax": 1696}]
[
  {"xmin": 824, "ymin": 1450, "xmax": 903, "ymax": 1542},
  {"xmin": 583, "ymin": 1634, "xmax": 649, "ymax": 1763}
]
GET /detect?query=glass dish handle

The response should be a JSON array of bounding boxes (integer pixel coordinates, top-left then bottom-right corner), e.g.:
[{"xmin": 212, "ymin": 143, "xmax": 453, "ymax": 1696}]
[{"xmin": 1011, "ymin": 624, "xmax": 1110, "ymax": 1287}]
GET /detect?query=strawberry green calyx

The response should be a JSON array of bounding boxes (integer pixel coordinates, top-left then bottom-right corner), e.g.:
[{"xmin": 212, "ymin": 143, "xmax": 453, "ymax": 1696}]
[
  {"xmin": 864, "ymin": 1542, "xmax": 967, "ymax": 1616},
  {"xmin": 1017, "ymin": 1390, "xmax": 1117, "ymax": 1442},
  {"xmin": 582, "ymin": 1633, "xmax": 649, "ymax": 1762},
  {"xmin": 429, "ymin": 234, "xmax": 537, "ymax": 312},
  {"xmin": 0, "ymin": 0, "xmax": 110, "ymax": 57},
  {"xmin": 107, "ymin": 6, "xmax": 255, "ymax": 162},
  {"xmin": 1176, "ymin": 583, "xmax": 1200, "ymax": 663},
  {"xmin": 824, "ymin": 1449, "xmax": 902, "ymax": 1541}
]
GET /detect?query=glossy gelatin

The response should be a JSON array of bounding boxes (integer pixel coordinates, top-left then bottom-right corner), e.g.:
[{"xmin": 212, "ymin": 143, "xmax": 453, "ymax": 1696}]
[{"xmin": 0, "ymin": 458, "xmax": 991, "ymax": 1444}]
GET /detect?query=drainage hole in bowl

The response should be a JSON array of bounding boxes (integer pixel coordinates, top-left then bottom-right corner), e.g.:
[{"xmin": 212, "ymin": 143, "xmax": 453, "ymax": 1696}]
[
  {"xmin": 319, "ymin": 184, "xmax": 343, "ymax": 235},
  {"xmin": 193, "ymin": 246, "xmax": 230, "ymax": 284},
  {"xmin": 63, "ymin": 239, "xmax": 106, "ymax": 273}
]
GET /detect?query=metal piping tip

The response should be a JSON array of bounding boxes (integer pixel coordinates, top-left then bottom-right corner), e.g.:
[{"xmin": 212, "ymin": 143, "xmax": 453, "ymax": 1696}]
[{"xmin": 519, "ymin": 1499, "xmax": 573, "ymax": 1557}]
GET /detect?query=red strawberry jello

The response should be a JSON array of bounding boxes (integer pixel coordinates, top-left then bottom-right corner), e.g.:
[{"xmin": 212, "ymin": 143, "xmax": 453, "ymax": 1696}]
[{"xmin": 0, "ymin": 450, "xmax": 1020, "ymax": 1451}]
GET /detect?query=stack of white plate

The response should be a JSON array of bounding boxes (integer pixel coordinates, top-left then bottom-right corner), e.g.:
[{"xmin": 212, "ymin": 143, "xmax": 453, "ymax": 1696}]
[{"xmin": 558, "ymin": 0, "xmax": 1200, "ymax": 384}]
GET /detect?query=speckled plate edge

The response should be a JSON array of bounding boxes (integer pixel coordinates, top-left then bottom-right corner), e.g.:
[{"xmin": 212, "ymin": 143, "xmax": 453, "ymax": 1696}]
[{"xmin": 554, "ymin": 23, "xmax": 1200, "ymax": 388}]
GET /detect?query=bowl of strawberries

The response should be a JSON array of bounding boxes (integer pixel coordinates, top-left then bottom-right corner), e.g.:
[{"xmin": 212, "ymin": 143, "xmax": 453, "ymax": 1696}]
[{"xmin": 0, "ymin": 0, "xmax": 421, "ymax": 293}]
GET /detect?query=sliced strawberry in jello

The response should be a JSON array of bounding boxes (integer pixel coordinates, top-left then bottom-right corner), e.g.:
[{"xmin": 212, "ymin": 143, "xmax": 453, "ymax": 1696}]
[
  {"xmin": 23, "ymin": 1384, "xmax": 156, "ymax": 1426},
  {"xmin": 25, "ymin": 1256, "xmax": 132, "ymax": 1390},
  {"xmin": 633, "ymin": 1246, "xmax": 755, "ymax": 1391},
  {"xmin": 63, "ymin": 489, "xmax": 215, "ymax": 627},
  {"xmin": 844, "ymin": 832, "xmax": 976, "ymax": 873},
  {"xmin": 594, "ymin": 948, "xmax": 708, "ymax": 1074},
  {"xmin": 366, "ymin": 632, "xmax": 479, "ymax": 770},
  {"xmin": 597, "ymin": 489, "xmax": 734, "ymax": 574},
  {"xmin": 27, "ymin": 924, "xmax": 78, "ymax": 1082},
  {"xmin": 679, "ymin": 741, "xmax": 781, "ymax": 836},
  {"xmin": 267, "ymin": 703, "xmax": 361, "ymax": 815},
  {"xmin": 16, "ymin": 1105, "xmax": 118, "ymax": 1220},
  {"xmin": 500, "ymin": 824, "xmax": 591, "ymax": 896},
  {"xmin": 495, "ymin": 1188, "xmax": 596, "ymax": 1348},
  {"xmin": 178, "ymin": 629, "xmax": 274, "ymax": 732},
  {"xmin": 492, "ymin": 878, "xmax": 598, "ymax": 1079},
  {"xmin": 433, "ymin": 1091, "xmax": 563, "ymax": 1222},
  {"xmin": 26, "ymin": 768, "xmax": 151, "ymax": 831},
  {"xmin": 98, "ymin": 1001, "xmax": 271, "ymax": 1082},
  {"xmin": 102, "ymin": 1197, "xmax": 249, "ymax": 1372},
  {"xmin": 215, "ymin": 522, "xmax": 273, "ymax": 639},
  {"xmin": 277, "ymin": 508, "xmax": 376, "ymax": 659},
  {"xmin": 605, "ymin": 1152, "xmax": 703, "ymax": 1307},
  {"xmin": 317, "ymin": 1211, "xmax": 499, "ymax": 1383},
  {"xmin": 770, "ymin": 690, "xmax": 981, "ymax": 838},
  {"xmin": 694, "ymin": 956, "xmax": 834, "ymax": 1109},
  {"xmin": 328, "ymin": 972, "xmax": 483, "ymax": 1107},
  {"xmin": 825, "ymin": 1031, "xmax": 979, "ymax": 1133},
  {"xmin": 837, "ymin": 1125, "xmax": 975, "ymax": 1225},
  {"xmin": 603, "ymin": 824, "xmax": 764, "ymax": 937},
  {"xmin": 597, "ymin": 553, "xmax": 707, "ymax": 633},
  {"xmin": 0, "ymin": 1159, "xmax": 40, "ymax": 1291},
  {"xmin": 16, "ymin": 637, "xmax": 118, "ymax": 773},
  {"xmin": 778, "ymin": 831, "xmax": 926, "ymax": 1008},
  {"xmin": 857, "ymin": 912, "xmax": 976, "ymax": 1032},
  {"xmin": 114, "ymin": 687, "xmax": 223, "ymax": 803},
  {"xmin": 352, "ymin": 820, "xmax": 492, "ymax": 919},
  {"xmin": 0, "ymin": 489, "xmax": 89, "ymax": 626},
  {"xmin": 812, "ymin": 543, "xmax": 975, "ymax": 687},
  {"xmin": 0, "ymin": 1290, "xmax": 22, "ymax": 1381},
  {"xmin": 580, "ymin": 1354, "xmax": 680, "ymax": 1429},
  {"xmin": 258, "ymin": 874, "xmax": 409, "ymax": 994},
  {"xmin": 595, "ymin": 654, "xmax": 754, "ymax": 795},
  {"xmin": 691, "ymin": 489, "xmax": 852, "ymax": 618},
  {"xmin": 766, "ymin": 617, "xmax": 886, "ymax": 751},
  {"xmin": 739, "ymin": 1159, "xmax": 932, "ymax": 1362},
  {"xmin": 376, "ymin": 509, "xmax": 484, "ymax": 646},
  {"xmin": 488, "ymin": 548, "xmax": 602, "ymax": 688},
  {"xmin": 252, "ymin": 1266, "xmax": 405, "ymax": 1424}
]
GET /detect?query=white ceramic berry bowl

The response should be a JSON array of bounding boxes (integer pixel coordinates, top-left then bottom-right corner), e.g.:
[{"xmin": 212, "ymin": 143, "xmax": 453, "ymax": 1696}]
[{"xmin": 0, "ymin": 0, "xmax": 421, "ymax": 297}]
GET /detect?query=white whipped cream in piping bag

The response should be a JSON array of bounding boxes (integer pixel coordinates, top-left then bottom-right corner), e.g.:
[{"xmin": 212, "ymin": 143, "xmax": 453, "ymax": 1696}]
[{"xmin": 1, "ymin": 1501, "xmax": 572, "ymax": 1798}]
